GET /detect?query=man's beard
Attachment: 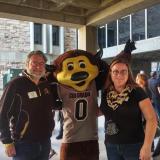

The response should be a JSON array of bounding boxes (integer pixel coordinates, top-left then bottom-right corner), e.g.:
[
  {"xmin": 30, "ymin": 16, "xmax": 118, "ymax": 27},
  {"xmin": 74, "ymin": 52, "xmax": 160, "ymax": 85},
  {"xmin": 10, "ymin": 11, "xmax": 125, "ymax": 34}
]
[{"xmin": 27, "ymin": 69, "xmax": 45, "ymax": 79}]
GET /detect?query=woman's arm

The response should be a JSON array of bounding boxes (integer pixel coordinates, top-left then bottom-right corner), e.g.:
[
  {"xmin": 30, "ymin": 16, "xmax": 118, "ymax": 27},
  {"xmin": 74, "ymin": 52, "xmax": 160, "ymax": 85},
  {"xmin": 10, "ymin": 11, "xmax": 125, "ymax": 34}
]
[{"xmin": 139, "ymin": 98, "xmax": 157, "ymax": 160}]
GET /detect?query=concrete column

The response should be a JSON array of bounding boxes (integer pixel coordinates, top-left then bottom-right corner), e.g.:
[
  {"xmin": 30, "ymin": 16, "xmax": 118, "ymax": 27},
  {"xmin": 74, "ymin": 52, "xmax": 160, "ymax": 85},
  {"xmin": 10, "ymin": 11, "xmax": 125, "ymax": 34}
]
[
  {"xmin": 117, "ymin": 20, "xmax": 119, "ymax": 45},
  {"xmin": 130, "ymin": 15, "xmax": 132, "ymax": 40},
  {"xmin": 145, "ymin": 9, "xmax": 147, "ymax": 39},
  {"xmin": 29, "ymin": 22, "xmax": 34, "ymax": 51},
  {"xmin": 106, "ymin": 24, "xmax": 108, "ymax": 48},
  {"xmin": 60, "ymin": 26, "xmax": 64, "ymax": 53},
  {"xmin": 49, "ymin": 25, "xmax": 53, "ymax": 53},
  {"xmin": 42, "ymin": 24, "xmax": 47, "ymax": 53},
  {"xmin": 78, "ymin": 26, "xmax": 97, "ymax": 54}
]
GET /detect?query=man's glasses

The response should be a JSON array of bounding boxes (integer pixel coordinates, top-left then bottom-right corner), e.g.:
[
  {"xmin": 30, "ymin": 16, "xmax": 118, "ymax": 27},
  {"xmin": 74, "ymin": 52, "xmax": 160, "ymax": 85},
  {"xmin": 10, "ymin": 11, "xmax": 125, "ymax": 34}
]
[
  {"xmin": 111, "ymin": 69, "xmax": 128, "ymax": 76},
  {"xmin": 30, "ymin": 61, "xmax": 45, "ymax": 67}
]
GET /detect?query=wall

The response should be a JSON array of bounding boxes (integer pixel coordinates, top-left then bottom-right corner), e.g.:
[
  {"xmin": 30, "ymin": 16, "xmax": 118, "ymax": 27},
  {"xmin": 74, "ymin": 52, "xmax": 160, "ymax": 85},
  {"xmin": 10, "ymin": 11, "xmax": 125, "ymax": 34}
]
[
  {"xmin": 0, "ymin": 18, "xmax": 30, "ymax": 53},
  {"xmin": 0, "ymin": 18, "xmax": 77, "ymax": 68},
  {"xmin": 64, "ymin": 27, "xmax": 77, "ymax": 51},
  {"xmin": 0, "ymin": 18, "xmax": 30, "ymax": 72}
]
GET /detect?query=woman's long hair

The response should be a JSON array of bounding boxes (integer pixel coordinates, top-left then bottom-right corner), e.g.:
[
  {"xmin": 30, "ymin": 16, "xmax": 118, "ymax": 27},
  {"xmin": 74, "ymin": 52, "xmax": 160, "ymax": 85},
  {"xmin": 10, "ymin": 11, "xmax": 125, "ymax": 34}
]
[{"xmin": 136, "ymin": 73, "xmax": 149, "ymax": 89}]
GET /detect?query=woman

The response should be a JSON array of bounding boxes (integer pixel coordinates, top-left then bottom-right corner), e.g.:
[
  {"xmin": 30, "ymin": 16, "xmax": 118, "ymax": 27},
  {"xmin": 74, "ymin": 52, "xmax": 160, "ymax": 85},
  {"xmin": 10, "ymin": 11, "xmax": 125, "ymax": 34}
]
[
  {"xmin": 136, "ymin": 72, "xmax": 152, "ymax": 100},
  {"xmin": 100, "ymin": 40, "xmax": 157, "ymax": 160}
]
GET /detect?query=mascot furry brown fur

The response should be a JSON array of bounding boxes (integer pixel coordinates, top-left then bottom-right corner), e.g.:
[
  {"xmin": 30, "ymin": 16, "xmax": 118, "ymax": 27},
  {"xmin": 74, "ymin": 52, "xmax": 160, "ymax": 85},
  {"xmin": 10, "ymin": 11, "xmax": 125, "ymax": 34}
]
[{"xmin": 47, "ymin": 49, "xmax": 109, "ymax": 160}]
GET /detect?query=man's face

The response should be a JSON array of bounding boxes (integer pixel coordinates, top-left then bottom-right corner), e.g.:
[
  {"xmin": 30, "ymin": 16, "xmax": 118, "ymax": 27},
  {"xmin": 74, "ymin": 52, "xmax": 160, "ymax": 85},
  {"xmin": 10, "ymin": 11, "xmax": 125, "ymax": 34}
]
[{"xmin": 27, "ymin": 55, "xmax": 46, "ymax": 79}]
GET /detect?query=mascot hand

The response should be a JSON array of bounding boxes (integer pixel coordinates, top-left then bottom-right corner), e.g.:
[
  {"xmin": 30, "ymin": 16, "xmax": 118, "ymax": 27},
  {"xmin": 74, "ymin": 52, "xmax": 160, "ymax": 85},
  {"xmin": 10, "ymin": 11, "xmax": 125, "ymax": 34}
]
[
  {"xmin": 45, "ymin": 64, "xmax": 56, "ymax": 72},
  {"xmin": 95, "ymin": 60, "xmax": 109, "ymax": 90},
  {"xmin": 95, "ymin": 48, "xmax": 109, "ymax": 90}
]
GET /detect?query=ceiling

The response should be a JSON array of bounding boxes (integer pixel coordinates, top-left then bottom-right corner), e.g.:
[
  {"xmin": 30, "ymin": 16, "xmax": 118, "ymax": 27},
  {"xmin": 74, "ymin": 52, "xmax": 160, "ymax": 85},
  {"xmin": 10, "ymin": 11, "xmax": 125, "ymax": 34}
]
[
  {"xmin": 0, "ymin": 0, "xmax": 121, "ymax": 17},
  {"xmin": 0, "ymin": 0, "xmax": 160, "ymax": 27}
]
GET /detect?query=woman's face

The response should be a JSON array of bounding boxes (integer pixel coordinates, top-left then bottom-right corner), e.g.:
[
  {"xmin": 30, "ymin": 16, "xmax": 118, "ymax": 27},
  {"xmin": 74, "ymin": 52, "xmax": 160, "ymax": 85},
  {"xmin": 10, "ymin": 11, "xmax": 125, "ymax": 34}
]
[
  {"xmin": 136, "ymin": 75, "xmax": 145, "ymax": 88},
  {"xmin": 110, "ymin": 63, "xmax": 129, "ymax": 89}
]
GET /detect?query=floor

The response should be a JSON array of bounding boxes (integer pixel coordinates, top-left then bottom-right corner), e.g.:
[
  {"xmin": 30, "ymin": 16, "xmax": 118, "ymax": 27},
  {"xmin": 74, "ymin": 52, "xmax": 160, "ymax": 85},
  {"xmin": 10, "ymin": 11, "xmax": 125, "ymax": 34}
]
[{"xmin": 0, "ymin": 112, "xmax": 160, "ymax": 160}]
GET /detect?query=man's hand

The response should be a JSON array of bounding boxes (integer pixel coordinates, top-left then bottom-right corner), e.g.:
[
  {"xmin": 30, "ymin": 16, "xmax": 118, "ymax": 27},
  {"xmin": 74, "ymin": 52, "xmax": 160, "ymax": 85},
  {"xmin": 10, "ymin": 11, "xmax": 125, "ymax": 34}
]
[{"xmin": 4, "ymin": 143, "xmax": 16, "ymax": 157}]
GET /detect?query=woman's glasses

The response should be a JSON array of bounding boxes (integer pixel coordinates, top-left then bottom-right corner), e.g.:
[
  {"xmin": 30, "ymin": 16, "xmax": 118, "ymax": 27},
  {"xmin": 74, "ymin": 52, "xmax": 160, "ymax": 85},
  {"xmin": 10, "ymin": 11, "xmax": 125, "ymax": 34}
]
[{"xmin": 111, "ymin": 69, "xmax": 128, "ymax": 76}]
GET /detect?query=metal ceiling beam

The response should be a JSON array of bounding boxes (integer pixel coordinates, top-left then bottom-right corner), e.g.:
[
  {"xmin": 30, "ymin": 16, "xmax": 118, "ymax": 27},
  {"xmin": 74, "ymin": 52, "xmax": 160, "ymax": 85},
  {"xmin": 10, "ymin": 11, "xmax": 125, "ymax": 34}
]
[
  {"xmin": 0, "ymin": 0, "xmax": 21, "ymax": 4},
  {"xmin": 69, "ymin": 0, "xmax": 100, "ymax": 9},
  {"xmin": 100, "ymin": 0, "xmax": 121, "ymax": 8},
  {"xmin": 85, "ymin": 0, "xmax": 121, "ymax": 17},
  {"xmin": 0, "ymin": 0, "xmax": 160, "ymax": 28},
  {"xmin": 54, "ymin": 2, "xmax": 68, "ymax": 11},
  {"xmin": 0, "ymin": 1, "xmax": 85, "ymax": 27},
  {"xmin": 86, "ymin": 0, "xmax": 160, "ymax": 26}
]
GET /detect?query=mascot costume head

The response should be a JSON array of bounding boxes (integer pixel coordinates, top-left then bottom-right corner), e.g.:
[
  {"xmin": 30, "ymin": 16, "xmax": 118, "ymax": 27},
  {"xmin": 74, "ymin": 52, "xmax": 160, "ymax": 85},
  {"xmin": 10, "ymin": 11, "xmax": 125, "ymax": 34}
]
[{"xmin": 51, "ymin": 49, "xmax": 109, "ymax": 92}]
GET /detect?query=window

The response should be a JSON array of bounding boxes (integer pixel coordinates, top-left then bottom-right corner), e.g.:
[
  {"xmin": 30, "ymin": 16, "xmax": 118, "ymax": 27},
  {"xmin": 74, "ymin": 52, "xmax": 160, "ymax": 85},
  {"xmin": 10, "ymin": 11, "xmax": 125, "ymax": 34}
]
[
  {"xmin": 147, "ymin": 4, "xmax": 160, "ymax": 38},
  {"xmin": 151, "ymin": 62, "xmax": 160, "ymax": 73},
  {"xmin": 107, "ymin": 21, "xmax": 117, "ymax": 47},
  {"xmin": 34, "ymin": 23, "xmax": 42, "ymax": 44},
  {"xmin": 118, "ymin": 16, "xmax": 130, "ymax": 45},
  {"xmin": 97, "ymin": 26, "xmax": 106, "ymax": 48},
  {"xmin": 132, "ymin": 10, "xmax": 145, "ymax": 41},
  {"xmin": 52, "ymin": 26, "xmax": 59, "ymax": 46}
]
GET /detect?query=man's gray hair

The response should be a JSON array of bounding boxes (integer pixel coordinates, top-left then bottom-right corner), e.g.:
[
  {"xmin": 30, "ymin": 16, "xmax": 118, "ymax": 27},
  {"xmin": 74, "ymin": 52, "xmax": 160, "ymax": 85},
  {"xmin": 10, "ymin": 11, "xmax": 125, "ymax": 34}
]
[{"xmin": 26, "ymin": 50, "xmax": 47, "ymax": 64}]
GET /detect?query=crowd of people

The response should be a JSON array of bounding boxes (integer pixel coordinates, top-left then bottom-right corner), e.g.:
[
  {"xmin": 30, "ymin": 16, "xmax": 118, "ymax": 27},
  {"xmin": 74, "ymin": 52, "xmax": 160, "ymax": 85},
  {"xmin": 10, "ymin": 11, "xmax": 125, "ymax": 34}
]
[{"xmin": 0, "ymin": 40, "xmax": 159, "ymax": 160}]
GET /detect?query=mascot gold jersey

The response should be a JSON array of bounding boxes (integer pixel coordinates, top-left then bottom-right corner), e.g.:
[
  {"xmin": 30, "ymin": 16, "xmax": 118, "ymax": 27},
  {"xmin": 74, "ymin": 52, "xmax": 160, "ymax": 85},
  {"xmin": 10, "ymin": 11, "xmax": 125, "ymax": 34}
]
[{"xmin": 53, "ymin": 49, "xmax": 108, "ymax": 143}]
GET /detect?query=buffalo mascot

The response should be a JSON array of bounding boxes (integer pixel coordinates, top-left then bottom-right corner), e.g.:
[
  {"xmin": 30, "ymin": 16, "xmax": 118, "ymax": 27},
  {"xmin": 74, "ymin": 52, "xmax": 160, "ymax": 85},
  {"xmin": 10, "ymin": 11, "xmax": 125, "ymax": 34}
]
[{"xmin": 47, "ymin": 49, "xmax": 109, "ymax": 160}]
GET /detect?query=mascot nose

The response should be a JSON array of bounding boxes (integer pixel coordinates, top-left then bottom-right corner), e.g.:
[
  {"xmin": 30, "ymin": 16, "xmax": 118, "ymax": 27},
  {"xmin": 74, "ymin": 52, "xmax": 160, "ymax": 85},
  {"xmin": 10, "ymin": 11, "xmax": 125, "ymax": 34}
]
[{"xmin": 71, "ymin": 71, "xmax": 89, "ymax": 81}]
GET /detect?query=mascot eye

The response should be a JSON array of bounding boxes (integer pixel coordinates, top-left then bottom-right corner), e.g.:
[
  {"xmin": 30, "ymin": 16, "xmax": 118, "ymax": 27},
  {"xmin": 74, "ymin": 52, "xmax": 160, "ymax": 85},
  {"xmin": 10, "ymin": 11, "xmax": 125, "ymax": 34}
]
[
  {"xmin": 79, "ymin": 61, "xmax": 85, "ymax": 68},
  {"xmin": 67, "ymin": 63, "xmax": 74, "ymax": 71}
]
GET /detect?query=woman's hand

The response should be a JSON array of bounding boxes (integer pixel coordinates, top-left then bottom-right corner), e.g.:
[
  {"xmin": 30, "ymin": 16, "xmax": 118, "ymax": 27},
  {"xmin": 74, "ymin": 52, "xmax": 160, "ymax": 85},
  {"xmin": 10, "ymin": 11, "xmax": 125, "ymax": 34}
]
[
  {"xmin": 4, "ymin": 143, "xmax": 16, "ymax": 157},
  {"xmin": 139, "ymin": 144, "xmax": 152, "ymax": 160}
]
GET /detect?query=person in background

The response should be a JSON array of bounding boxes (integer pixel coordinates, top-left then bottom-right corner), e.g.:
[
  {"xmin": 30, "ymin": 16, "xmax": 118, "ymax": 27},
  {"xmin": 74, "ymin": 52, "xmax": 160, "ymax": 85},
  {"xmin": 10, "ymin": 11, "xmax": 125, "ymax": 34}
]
[
  {"xmin": 49, "ymin": 144, "xmax": 57, "ymax": 159},
  {"xmin": 152, "ymin": 138, "xmax": 160, "ymax": 158},
  {"xmin": 0, "ymin": 50, "xmax": 56, "ymax": 160},
  {"xmin": 136, "ymin": 72, "xmax": 152, "ymax": 100},
  {"xmin": 152, "ymin": 74, "xmax": 160, "ymax": 158},
  {"xmin": 49, "ymin": 111, "xmax": 57, "ymax": 158},
  {"xmin": 148, "ymin": 71, "xmax": 160, "ymax": 118},
  {"xmin": 100, "ymin": 40, "xmax": 157, "ymax": 160},
  {"xmin": 56, "ymin": 111, "xmax": 64, "ymax": 140},
  {"xmin": 136, "ymin": 72, "xmax": 156, "ymax": 152}
]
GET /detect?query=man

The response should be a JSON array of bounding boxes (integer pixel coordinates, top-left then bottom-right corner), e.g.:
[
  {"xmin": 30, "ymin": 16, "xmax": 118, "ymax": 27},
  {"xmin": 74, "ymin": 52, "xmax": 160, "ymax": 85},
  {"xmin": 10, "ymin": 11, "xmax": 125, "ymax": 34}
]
[{"xmin": 0, "ymin": 50, "xmax": 55, "ymax": 160}]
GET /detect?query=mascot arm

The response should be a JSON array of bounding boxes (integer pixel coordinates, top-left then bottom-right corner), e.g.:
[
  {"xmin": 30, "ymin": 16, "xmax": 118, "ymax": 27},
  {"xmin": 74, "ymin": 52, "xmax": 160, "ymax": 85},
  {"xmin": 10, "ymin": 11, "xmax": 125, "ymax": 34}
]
[
  {"xmin": 95, "ymin": 60, "xmax": 109, "ymax": 91},
  {"xmin": 45, "ymin": 64, "xmax": 63, "ymax": 110},
  {"xmin": 50, "ymin": 82, "xmax": 63, "ymax": 110}
]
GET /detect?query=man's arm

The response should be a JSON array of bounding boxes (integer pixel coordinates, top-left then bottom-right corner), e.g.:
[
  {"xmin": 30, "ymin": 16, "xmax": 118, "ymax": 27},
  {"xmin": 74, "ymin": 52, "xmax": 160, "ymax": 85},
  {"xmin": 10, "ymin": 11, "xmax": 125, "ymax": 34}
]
[
  {"xmin": 0, "ymin": 82, "xmax": 17, "ymax": 144},
  {"xmin": 0, "ymin": 82, "xmax": 18, "ymax": 157}
]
